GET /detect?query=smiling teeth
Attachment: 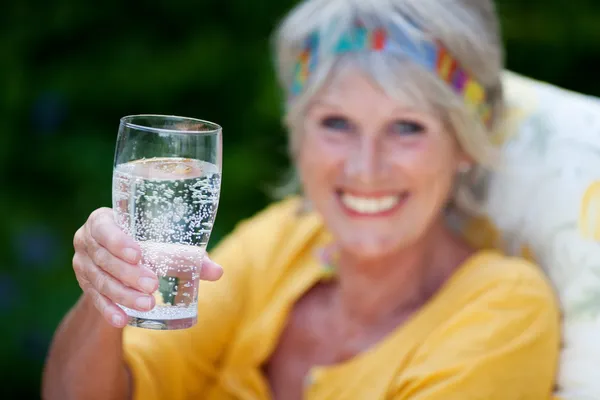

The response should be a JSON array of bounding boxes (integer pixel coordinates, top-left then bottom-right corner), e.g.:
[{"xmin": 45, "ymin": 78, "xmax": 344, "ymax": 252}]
[{"xmin": 341, "ymin": 194, "xmax": 401, "ymax": 214}]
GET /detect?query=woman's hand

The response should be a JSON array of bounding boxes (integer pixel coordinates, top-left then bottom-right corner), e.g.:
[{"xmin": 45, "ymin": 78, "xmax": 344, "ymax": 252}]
[{"xmin": 72, "ymin": 207, "xmax": 223, "ymax": 328}]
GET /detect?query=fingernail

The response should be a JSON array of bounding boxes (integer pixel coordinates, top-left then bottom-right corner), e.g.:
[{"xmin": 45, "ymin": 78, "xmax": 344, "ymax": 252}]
[
  {"xmin": 135, "ymin": 296, "xmax": 152, "ymax": 310},
  {"xmin": 112, "ymin": 314, "xmax": 124, "ymax": 326},
  {"xmin": 123, "ymin": 248, "xmax": 139, "ymax": 264},
  {"xmin": 138, "ymin": 277, "xmax": 157, "ymax": 293}
]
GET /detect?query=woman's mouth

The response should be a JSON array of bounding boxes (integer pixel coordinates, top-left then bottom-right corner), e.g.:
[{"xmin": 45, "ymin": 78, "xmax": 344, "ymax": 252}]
[{"xmin": 338, "ymin": 191, "xmax": 409, "ymax": 217}]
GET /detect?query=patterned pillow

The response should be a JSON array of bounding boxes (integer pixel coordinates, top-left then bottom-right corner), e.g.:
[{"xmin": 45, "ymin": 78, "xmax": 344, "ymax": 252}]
[{"xmin": 469, "ymin": 71, "xmax": 600, "ymax": 399}]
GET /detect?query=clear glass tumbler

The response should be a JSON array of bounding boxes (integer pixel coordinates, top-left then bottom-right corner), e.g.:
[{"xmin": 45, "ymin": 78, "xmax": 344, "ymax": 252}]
[{"xmin": 112, "ymin": 115, "xmax": 222, "ymax": 330}]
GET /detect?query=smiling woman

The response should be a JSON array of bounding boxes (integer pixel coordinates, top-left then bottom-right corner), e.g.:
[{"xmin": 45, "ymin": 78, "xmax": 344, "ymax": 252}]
[
  {"xmin": 44, "ymin": 0, "xmax": 563, "ymax": 399},
  {"xmin": 299, "ymin": 70, "xmax": 468, "ymax": 258}
]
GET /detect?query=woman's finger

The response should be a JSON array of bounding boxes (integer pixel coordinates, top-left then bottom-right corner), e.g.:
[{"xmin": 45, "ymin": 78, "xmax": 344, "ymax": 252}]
[
  {"xmin": 85, "ymin": 238, "xmax": 158, "ymax": 295},
  {"xmin": 81, "ymin": 252, "xmax": 155, "ymax": 312},
  {"xmin": 135, "ymin": 243, "xmax": 222, "ymax": 282},
  {"xmin": 87, "ymin": 208, "xmax": 141, "ymax": 265},
  {"xmin": 85, "ymin": 287, "xmax": 130, "ymax": 328},
  {"xmin": 73, "ymin": 227, "xmax": 87, "ymax": 253},
  {"xmin": 199, "ymin": 256, "xmax": 223, "ymax": 281}
]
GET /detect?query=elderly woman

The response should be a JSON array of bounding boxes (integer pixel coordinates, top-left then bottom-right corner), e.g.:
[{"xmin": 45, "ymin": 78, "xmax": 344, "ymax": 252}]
[{"xmin": 43, "ymin": 0, "xmax": 562, "ymax": 399}]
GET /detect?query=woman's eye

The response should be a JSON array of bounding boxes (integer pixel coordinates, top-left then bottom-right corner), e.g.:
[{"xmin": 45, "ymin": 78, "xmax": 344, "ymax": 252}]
[
  {"xmin": 391, "ymin": 121, "xmax": 425, "ymax": 135},
  {"xmin": 320, "ymin": 116, "xmax": 352, "ymax": 131}
]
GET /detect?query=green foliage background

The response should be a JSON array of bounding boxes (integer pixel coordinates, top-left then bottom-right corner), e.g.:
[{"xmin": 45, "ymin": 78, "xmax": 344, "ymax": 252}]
[{"xmin": 1, "ymin": 1, "xmax": 599, "ymax": 398}]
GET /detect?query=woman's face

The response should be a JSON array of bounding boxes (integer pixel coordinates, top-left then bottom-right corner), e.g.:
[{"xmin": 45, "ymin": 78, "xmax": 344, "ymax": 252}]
[{"xmin": 298, "ymin": 70, "xmax": 468, "ymax": 260}]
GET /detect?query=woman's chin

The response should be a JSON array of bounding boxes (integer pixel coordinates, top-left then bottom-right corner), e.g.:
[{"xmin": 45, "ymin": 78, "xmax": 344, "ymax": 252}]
[{"xmin": 337, "ymin": 236, "xmax": 401, "ymax": 261}]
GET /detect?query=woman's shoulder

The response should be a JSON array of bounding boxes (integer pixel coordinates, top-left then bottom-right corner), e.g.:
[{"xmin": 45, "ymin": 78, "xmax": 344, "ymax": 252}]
[
  {"xmin": 414, "ymin": 250, "xmax": 561, "ymax": 360},
  {"xmin": 389, "ymin": 251, "xmax": 561, "ymax": 399},
  {"xmin": 235, "ymin": 196, "xmax": 309, "ymax": 228},
  {"xmin": 448, "ymin": 250, "xmax": 560, "ymax": 312},
  {"xmin": 228, "ymin": 196, "xmax": 322, "ymax": 245},
  {"xmin": 211, "ymin": 196, "xmax": 324, "ymax": 272}
]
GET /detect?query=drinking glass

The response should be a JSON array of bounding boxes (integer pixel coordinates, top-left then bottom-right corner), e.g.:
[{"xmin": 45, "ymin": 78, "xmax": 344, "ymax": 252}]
[{"xmin": 112, "ymin": 115, "xmax": 222, "ymax": 330}]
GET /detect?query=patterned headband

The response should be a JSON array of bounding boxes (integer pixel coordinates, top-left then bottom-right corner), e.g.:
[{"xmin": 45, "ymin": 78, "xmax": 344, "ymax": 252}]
[{"xmin": 291, "ymin": 22, "xmax": 492, "ymax": 127}]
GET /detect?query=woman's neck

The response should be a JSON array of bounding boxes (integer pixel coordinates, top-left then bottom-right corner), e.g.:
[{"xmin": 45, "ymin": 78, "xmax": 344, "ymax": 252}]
[{"xmin": 334, "ymin": 221, "xmax": 473, "ymax": 326}]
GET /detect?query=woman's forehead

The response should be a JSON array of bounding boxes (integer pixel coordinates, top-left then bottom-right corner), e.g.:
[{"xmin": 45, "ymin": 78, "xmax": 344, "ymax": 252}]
[
  {"xmin": 320, "ymin": 69, "xmax": 381, "ymax": 97},
  {"xmin": 312, "ymin": 68, "xmax": 433, "ymax": 116}
]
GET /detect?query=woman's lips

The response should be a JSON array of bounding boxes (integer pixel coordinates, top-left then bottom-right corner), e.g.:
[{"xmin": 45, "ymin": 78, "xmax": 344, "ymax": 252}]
[{"xmin": 337, "ymin": 191, "xmax": 409, "ymax": 217}]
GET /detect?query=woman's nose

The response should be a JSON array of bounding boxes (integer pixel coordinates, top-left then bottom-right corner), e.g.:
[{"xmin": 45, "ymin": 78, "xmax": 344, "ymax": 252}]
[{"xmin": 345, "ymin": 138, "xmax": 384, "ymax": 183}]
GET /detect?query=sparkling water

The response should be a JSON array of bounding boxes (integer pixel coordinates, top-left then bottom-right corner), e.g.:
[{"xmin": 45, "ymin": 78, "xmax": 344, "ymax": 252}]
[{"xmin": 112, "ymin": 157, "xmax": 221, "ymax": 329}]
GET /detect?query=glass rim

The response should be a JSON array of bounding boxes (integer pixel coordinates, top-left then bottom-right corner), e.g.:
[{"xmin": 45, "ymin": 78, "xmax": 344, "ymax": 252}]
[{"xmin": 120, "ymin": 114, "xmax": 222, "ymax": 135}]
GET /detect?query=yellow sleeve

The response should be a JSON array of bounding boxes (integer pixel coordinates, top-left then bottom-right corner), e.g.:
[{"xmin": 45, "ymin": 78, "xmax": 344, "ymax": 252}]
[
  {"xmin": 391, "ymin": 277, "xmax": 561, "ymax": 400},
  {"xmin": 122, "ymin": 220, "xmax": 253, "ymax": 400}
]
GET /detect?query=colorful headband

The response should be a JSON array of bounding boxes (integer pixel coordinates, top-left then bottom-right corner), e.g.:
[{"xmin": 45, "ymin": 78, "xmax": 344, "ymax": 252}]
[{"xmin": 291, "ymin": 23, "xmax": 492, "ymax": 127}]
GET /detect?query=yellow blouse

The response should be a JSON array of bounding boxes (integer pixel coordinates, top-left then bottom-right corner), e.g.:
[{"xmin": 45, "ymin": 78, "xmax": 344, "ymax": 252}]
[{"xmin": 123, "ymin": 197, "xmax": 561, "ymax": 399}]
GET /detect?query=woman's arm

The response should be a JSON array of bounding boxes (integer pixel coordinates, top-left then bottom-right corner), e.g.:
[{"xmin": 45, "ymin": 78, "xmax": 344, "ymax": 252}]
[{"xmin": 42, "ymin": 295, "xmax": 131, "ymax": 400}]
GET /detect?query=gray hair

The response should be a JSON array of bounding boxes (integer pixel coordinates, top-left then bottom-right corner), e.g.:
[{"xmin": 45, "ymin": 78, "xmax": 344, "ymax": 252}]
[{"xmin": 272, "ymin": 0, "xmax": 506, "ymax": 212}]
